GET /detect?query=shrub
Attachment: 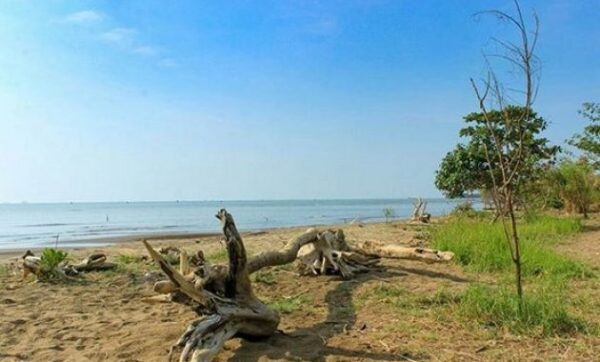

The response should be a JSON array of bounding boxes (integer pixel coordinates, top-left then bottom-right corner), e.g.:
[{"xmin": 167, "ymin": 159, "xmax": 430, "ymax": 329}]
[
  {"xmin": 39, "ymin": 248, "xmax": 68, "ymax": 280},
  {"xmin": 547, "ymin": 159, "xmax": 598, "ymax": 217}
]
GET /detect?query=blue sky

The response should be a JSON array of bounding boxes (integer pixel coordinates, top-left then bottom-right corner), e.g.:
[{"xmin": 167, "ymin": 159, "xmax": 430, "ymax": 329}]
[{"xmin": 0, "ymin": 0, "xmax": 598, "ymax": 202}]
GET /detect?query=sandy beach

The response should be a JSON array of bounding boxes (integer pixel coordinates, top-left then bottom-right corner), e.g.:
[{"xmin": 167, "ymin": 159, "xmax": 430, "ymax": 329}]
[{"xmin": 1, "ymin": 218, "xmax": 599, "ymax": 362}]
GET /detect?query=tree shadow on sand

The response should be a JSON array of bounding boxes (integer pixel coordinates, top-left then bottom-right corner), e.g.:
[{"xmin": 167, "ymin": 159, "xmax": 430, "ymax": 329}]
[{"xmin": 227, "ymin": 264, "xmax": 469, "ymax": 361}]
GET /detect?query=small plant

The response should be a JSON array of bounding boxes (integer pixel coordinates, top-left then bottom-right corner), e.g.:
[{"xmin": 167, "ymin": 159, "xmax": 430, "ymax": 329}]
[
  {"xmin": 382, "ymin": 208, "xmax": 395, "ymax": 223},
  {"xmin": 39, "ymin": 248, "xmax": 68, "ymax": 280}
]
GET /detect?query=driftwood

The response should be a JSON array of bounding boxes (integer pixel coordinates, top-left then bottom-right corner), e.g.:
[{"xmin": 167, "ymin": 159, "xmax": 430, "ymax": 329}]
[
  {"xmin": 71, "ymin": 253, "xmax": 116, "ymax": 272},
  {"xmin": 20, "ymin": 251, "xmax": 116, "ymax": 280},
  {"xmin": 357, "ymin": 240, "xmax": 454, "ymax": 263},
  {"xmin": 145, "ymin": 209, "xmax": 454, "ymax": 362},
  {"xmin": 411, "ymin": 197, "xmax": 431, "ymax": 223}
]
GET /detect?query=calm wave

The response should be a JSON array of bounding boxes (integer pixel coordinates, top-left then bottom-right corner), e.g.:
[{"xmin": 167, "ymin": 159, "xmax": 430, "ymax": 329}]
[{"xmin": 0, "ymin": 199, "xmax": 469, "ymax": 249}]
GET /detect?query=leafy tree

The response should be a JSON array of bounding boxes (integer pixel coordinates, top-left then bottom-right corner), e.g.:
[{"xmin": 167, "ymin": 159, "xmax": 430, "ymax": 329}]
[
  {"xmin": 569, "ymin": 102, "xmax": 600, "ymax": 169},
  {"xmin": 435, "ymin": 106, "xmax": 559, "ymax": 199}
]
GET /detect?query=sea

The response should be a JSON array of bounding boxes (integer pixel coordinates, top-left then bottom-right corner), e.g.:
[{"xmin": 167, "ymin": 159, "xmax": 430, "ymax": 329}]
[{"xmin": 0, "ymin": 199, "xmax": 471, "ymax": 250}]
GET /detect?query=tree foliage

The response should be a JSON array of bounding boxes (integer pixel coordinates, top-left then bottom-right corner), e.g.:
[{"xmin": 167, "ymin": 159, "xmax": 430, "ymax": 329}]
[
  {"xmin": 569, "ymin": 102, "xmax": 600, "ymax": 169},
  {"xmin": 435, "ymin": 106, "xmax": 559, "ymax": 198}
]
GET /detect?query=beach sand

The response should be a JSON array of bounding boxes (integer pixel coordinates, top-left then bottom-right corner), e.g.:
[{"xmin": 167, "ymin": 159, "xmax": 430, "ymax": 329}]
[{"xmin": 1, "ymin": 220, "xmax": 598, "ymax": 361}]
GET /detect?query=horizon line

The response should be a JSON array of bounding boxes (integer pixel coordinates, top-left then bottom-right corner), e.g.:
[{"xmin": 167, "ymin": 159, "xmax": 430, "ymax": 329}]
[{"xmin": 0, "ymin": 196, "xmax": 473, "ymax": 205}]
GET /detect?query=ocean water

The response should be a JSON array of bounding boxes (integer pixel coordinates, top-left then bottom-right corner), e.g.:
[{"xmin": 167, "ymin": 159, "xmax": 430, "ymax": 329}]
[{"xmin": 0, "ymin": 199, "xmax": 467, "ymax": 249}]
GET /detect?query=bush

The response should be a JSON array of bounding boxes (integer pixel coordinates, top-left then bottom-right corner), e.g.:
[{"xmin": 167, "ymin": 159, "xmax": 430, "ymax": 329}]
[
  {"xmin": 431, "ymin": 216, "xmax": 590, "ymax": 278},
  {"xmin": 547, "ymin": 159, "xmax": 598, "ymax": 217},
  {"xmin": 450, "ymin": 200, "xmax": 487, "ymax": 218},
  {"xmin": 39, "ymin": 248, "xmax": 68, "ymax": 280}
]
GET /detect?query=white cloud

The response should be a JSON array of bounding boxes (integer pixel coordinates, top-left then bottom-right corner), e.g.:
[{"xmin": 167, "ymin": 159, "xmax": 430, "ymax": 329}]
[
  {"xmin": 64, "ymin": 10, "xmax": 103, "ymax": 24},
  {"xmin": 133, "ymin": 46, "xmax": 159, "ymax": 56},
  {"xmin": 100, "ymin": 27, "xmax": 137, "ymax": 44}
]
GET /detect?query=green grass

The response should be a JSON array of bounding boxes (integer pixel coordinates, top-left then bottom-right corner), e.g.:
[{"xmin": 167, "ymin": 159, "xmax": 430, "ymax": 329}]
[
  {"xmin": 251, "ymin": 269, "xmax": 277, "ymax": 285},
  {"xmin": 116, "ymin": 254, "xmax": 148, "ymax": 273},
  {"xmin": 0, "ymin": 264, "xmax": 8, "ymax": 283},
  {"xmin": 207, "ymin": 248, "xmax": 228, "ymax": 263},
  {"xmin": 267, "ymin": 294, "xmax": 312, "ymax": 314},
  {"xmin": 431, "ymin": 215, "xmax": 591, "ymax": 278},
  {"xmin": 427, "ymin": 214, "xmax": 598, "ymax": 335},
  {"xmin": 117, "ymin": 255, "xmax": 142, "ymax": 265},
  {"xmin": 458, "ymin": 282, "xmax": 594, "ymax": 336}
]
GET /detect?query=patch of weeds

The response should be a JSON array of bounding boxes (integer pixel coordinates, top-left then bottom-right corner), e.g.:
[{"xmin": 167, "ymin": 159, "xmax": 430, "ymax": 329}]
[
  {"xmin": 116, "ymin": 254, "xmax": 148, "ymax": 274},
  {"xmin": 417, "ymin": 287, "xmax": 461, "ymax": 307},
  {"xmin": 431, "ymin": 216, "xmax": 592, "ymax": 278},
  {"xmin": 252, "ymin": 269, "xmax": 277, "ymax": 285},
  {"xmin": 0, "ymin": 264, "xmax": 8, "ymax": 278},
  {"xmin": 117, "ymin": 255, "xmax": 140, "ymax": 265},
  {"xmin": 268, "ymin": 294, "xmax": 312, "ymax": 314},
  {"xmin": 357, "ymin": 284, "xmax": 413, "ymax": 309},
  {"xmin": 459, "ymin": 282, "xmax": 593, "ymax": 336}
]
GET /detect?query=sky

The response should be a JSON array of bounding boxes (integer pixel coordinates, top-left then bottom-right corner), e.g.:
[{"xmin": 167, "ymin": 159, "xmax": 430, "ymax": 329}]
[{"xmin": 0, "ymin": 0, "xmax": 598, "ymax": 203}]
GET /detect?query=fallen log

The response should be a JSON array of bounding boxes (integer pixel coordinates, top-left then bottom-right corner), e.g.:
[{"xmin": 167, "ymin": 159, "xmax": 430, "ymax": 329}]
[
  {"xmin": 356, "ymin": 240, "xmax": 454, "ymax": 263},
  {"xmin": 71, "ymin": 253, "xmax": 116, "ymax": 272},
  {"xmin": 20, "ymin": 251, "xmax": 116, "ymax": 281}
]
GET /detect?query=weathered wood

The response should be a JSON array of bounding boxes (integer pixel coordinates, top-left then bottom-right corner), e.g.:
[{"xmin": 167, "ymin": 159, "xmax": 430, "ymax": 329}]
[
  {"xmin": 411, "ymin": 197, "xmax": 431, "ymax": 223},
  {"xmin": 356, "ymin": 240, "xmax": 454, "ymax": 263},
  {"xmin": 71, "ymin": 253, "xmax": 116, "ymax": 272},
  {"xmin": 145, "ymin": 209, "xmax": 454, "ymax": 361},
  {"xmin": 145, "ymin": 209, "xmax": 280, "ymax": 362},
  {"xmin": 246, "ymin": 228, "xmax": 319, "ymax": 273}
]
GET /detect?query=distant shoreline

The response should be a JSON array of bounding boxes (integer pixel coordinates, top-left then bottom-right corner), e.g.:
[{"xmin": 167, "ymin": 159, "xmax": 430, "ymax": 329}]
[{"xmin": 0, "ymin": 198, "xmax": 473, "ymax": 254}]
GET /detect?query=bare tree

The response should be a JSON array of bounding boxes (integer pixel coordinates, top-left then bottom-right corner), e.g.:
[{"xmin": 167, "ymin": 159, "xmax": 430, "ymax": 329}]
[{"xmin": 470, "ymin": 0, "xmax": 540, "ymax": 304}]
